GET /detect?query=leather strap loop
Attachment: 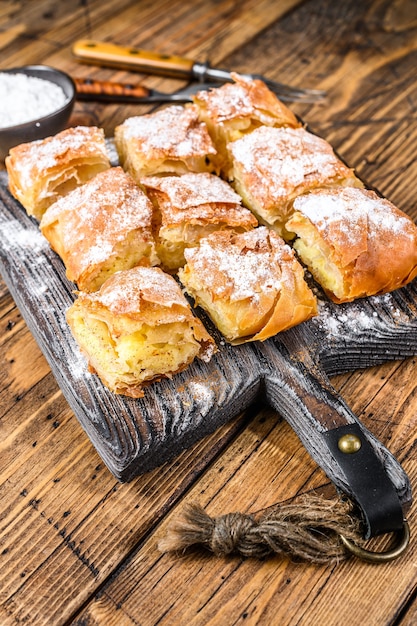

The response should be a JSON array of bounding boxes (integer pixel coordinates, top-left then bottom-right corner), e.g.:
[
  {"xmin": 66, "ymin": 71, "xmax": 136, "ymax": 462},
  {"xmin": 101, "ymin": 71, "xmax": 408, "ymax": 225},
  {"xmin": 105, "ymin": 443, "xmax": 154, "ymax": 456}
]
[{"xmin": 323, "ymin": 424, "xmax": 405, "ymax": 539}]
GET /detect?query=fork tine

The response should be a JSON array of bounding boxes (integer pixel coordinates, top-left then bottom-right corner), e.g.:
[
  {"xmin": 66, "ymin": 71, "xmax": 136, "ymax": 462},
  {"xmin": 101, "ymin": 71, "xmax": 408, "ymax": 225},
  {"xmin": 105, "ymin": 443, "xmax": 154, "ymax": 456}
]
[
  {"xmin": 242, "ymin": 73, "xmax": 326, "ymax": 103},
  {"xmin": 260, "ymin": 81, "xmax": 325, "ymax": 102}
]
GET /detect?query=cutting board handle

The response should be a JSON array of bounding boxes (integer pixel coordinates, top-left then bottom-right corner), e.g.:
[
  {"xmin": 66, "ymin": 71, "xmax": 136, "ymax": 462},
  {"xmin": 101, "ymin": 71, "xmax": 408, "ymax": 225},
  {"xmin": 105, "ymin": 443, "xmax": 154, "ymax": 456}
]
[{"xmin": 257, "ymin": 333, "xmax": 409, "ymax": 540}]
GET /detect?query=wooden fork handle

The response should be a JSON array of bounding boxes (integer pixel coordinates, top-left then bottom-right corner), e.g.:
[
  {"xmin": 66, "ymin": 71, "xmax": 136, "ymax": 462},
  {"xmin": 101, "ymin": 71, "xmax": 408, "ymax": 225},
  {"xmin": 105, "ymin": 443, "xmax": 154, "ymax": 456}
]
[
  {"xmin": 72, "ymin": 39, "xmax": 195, "ymax": 78},
  {"xmin": 74, "ymin": 77, "xmax": 152, "ymax": 100}
]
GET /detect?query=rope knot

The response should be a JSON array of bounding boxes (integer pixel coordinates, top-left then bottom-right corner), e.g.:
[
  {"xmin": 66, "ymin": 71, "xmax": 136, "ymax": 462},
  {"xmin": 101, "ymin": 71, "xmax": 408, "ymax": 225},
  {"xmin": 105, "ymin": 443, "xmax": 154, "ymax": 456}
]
[
  {"xmin": 211, "ymin": 511, "xmax": 257, "ymax": 556},
  {"xmin": 158, "ymin": 495, "xmax": 364, "ymax": 564}
]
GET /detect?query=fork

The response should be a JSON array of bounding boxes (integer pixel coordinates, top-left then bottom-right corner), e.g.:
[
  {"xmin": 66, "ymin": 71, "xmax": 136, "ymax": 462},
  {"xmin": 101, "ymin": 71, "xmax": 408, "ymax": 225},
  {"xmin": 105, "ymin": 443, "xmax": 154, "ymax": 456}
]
[
  {"xmin": 72, "ymin": 39, "xmax": 325, "ymax": 104},
  {"xmin": 74, "ymin": 77, "xmax": 225, "ymax": 104}
]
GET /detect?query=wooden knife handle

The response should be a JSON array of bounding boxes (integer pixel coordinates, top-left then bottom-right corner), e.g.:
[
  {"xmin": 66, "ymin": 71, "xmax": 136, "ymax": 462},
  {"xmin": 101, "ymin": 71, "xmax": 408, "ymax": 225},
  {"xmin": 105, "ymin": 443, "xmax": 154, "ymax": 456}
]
[
  {"xmin": 74, "ymin": 77, "xmax": 152, "ymax": 100},
  {"xmin": 72, "ymin": 39, "xmax": 195, "ymax": 78}
]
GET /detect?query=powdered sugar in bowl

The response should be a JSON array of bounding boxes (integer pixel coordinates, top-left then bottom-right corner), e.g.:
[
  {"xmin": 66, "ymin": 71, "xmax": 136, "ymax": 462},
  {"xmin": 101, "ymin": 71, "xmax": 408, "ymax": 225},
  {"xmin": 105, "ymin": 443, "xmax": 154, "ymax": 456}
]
[{"xmin": 0, "ymin": 65, "xmax": 75, "ymax": 161}]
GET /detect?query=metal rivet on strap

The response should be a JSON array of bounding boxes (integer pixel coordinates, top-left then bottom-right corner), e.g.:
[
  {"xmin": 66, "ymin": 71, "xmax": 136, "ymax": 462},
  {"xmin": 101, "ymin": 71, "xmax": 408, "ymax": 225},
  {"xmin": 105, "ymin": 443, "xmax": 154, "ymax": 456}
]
[{"xmin": 338, "ymin": 433, "xmax": 362, "ymax": 454}]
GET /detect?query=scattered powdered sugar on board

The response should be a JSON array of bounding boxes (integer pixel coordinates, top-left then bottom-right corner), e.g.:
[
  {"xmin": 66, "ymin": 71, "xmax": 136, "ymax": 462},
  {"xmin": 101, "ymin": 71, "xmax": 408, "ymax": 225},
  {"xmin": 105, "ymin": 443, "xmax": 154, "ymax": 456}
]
[
  {"xmin": 187, "ymin": 380, "xmax": 216, "ymax": 412},
  {"xmin": 313, "ymin": 291, "xmax": 408, "ymax": 337},
  {"xmin": 105, "ymin": 138, "xmax": 119, "ymax": 165},
  {"xmin": 0, "ymin": 218, "xmax": 49, "ymax": 254},
  {"xmin": 66, "ymin": 347, "xmax": 94, "ymax": 382},
  {"xmin": 0, "ymin": 72, "xmax": 68, "ymax": 128}
]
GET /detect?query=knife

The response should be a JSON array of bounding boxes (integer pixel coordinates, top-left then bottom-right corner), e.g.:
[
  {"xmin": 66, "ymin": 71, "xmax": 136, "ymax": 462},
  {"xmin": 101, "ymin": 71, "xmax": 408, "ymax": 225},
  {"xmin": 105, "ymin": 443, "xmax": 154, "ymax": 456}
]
[{"xmin": 71, "ymin": 39, "xmax": 325, "ymax": 103}]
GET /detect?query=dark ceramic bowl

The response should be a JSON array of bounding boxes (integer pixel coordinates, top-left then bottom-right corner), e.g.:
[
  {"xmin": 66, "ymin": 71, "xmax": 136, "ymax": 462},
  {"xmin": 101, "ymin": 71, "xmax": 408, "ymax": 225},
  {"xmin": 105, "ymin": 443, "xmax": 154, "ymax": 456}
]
[{"xmin": 0, "ymin": 65, "xmax": 76, "ymax": 161}]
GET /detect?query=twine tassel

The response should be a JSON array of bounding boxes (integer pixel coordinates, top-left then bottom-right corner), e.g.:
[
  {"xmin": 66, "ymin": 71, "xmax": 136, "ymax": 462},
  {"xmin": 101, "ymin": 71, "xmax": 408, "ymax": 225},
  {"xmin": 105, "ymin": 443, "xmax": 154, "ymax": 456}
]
[{"xmin": 158, "ymin": 494, "xmax": 364, "ymax": 564}]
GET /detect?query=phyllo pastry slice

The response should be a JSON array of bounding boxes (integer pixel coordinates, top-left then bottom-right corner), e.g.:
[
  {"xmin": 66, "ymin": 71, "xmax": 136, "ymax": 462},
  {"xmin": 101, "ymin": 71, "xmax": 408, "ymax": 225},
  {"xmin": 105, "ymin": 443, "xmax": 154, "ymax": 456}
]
[
  {"xmin": 228, "ymin": 126, "xmax": 362, "ymax": 238},
  {"xmin": 178, "ymin": 226, "xmax": 317, "ymax": 343},
  {"xmin": 141, "ymin": 172, "xmax": 258, "ymax": 272},
  {"xmin": 192, "ymin": 72, "xmax": 300, "ymax": 174},
  {"xmin": 114, "ymin": 104, "xmax": 217, "ymax": 180},
  {"xmin": 286, "ymin": 187, "xmax": 417, "ymax": 303},
  {"xmin": 6, "ymin": 126, "xmax": 110, "ymax": 220},
  {"xmin": 66, "ymin": 266, "xmax": 217, "ymax": 398},
  {"xmin": 40, "ymin": 167, "xmax": 159, "ymax": 293}
]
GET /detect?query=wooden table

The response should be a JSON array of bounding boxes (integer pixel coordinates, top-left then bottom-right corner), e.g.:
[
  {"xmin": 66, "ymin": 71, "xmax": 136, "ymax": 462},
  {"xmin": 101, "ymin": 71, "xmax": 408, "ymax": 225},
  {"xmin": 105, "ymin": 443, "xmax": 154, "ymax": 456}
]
[{"xmin": 1, "ymin": 1, "xmax": 417, "ymax": 624}]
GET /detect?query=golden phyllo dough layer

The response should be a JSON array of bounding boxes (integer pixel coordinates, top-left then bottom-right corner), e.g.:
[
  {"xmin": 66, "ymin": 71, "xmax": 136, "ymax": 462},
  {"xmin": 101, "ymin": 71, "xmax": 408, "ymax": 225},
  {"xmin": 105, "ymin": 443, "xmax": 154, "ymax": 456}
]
[
  {"xmin": 228, "ymin": 125, "xmax": 362, "ymax": 237},
  {"xmin": 192, "ymin": 72, "xmax": 300, "ymax": 174},
  {"xmin": 178, "ymin": 226, "xmax": 317, "ymax": 343},
  {"xmin": 66, "ymin": 266, "xmax": 216, "ymax": 397},
  {"xmin": 6, "ymin": 126, "xmax": 110, "ymax": 219},
  {"xmin": 141, "ymin": 172, "xmax": 258, "ymax": 272},
  {"xmin": 41, "ymin": 167, "xmax": 159, "ymax": 293},
  {"xmin": 115, "ymin": 105, "xmax": 217, "ymax": 180},
  {"xmin": 286, "ymin": 187, "xmax": 417, "ymax": 302}
]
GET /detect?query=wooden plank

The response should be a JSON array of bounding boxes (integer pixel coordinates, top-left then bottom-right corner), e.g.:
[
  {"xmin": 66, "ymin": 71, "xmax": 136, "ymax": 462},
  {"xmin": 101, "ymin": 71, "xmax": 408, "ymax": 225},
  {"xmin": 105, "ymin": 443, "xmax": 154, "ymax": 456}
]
[
  {"xmin": 71, "ymin": 399, "xmax": 417, "ymax": 626},
  {"xmin": 0, "ymin": 0, "xmax": 417, "ymax": 625},
  {"xmin": 1, "ymin": 171, "xmax": 416, "ymax": 499},
  {"xmin": 0, "ymin": 367, "xmax": 254, "ymax": 624},
  {"xmin": 0, "ymin": 0, "xmax": 305, "ymax": 70},
  {"xmin": 71, "ymin": 1, "xmax": 417, "ymax": 624}
]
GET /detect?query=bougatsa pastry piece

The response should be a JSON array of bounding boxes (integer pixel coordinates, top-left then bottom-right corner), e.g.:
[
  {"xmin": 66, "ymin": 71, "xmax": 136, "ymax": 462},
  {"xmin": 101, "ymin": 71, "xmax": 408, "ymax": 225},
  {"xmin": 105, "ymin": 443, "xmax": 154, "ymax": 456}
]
[
  {"xmin": 286, "ymin": 187, "xmax": 417, "ymax": 303},
  {"xmin": 40, "ymin": 167, "xmax": 159, "ymax": 293},
  {"xmin": 228, "ymin": 125, "xmax": 362, "ymax": 238},
  {"xmin": 6, "ymin": 126, "xmax": 110, "ymax": 220},
  {"xmin": 114, "ymin": 105, "xmax": 217, "ymax": 180},
  {"xmin": 141, "ymin": 172, "xmax": 258, "ymax": 272},
  {"xmin": 66, "ymin": 266, "xmax": 217, "ymax": 398},
  {"xmin": 192, "ymin": 72, "xmax": 300, "ymax": 174},
  {"xmin": 178, "ymin": 226, "xmax": 317, "ymax": 343}
]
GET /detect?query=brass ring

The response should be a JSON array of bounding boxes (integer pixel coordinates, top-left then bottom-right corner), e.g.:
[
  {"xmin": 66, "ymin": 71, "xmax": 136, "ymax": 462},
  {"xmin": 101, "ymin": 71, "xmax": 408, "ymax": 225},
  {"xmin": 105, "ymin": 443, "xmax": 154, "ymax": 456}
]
[{"xmin": 339, "ymin": 520, "xmax": 410, "ymax": 563}]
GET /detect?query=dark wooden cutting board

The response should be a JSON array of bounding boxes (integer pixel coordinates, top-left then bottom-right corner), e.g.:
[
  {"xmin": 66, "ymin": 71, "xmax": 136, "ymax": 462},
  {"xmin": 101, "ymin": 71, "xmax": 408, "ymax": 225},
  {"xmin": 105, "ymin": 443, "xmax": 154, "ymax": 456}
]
[{"xmin": 1, "ymin": 170, "xmax": 416, "ymax": 524}]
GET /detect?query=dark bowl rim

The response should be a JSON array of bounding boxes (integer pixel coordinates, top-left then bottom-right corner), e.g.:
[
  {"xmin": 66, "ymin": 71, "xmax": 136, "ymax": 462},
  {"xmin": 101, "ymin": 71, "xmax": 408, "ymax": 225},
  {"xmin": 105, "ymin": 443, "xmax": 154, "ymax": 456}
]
[{"xmin": 0, "ymin": 64, "xmax": 76, "ymax": 132}]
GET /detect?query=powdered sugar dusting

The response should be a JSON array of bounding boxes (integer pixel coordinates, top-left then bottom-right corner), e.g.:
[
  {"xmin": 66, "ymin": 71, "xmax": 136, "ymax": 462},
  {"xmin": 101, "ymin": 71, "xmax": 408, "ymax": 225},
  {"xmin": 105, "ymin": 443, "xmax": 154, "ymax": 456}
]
[
  {"xmin": 196, "ymin": 81, "xmax": 266, "ymax": 121},
  {"xmin": 0, "ymin": 72, "xmax": 68, "ymax": 128},
  {"xmin": 118, "ymin": 105, "xmax": 216, "ymax": 158},
  {"xmin": 293, "ymin": 187, "xmax": 411, "ymax": 238},
  {"xmin": 8, "ymin": 126, "xmax": 109, "ymax": 187},
  {"xmin": 0, "ymin": 218, "xmax": 49, "ymax": 253},
  {"xmin": 230, "ymin": 126, "xmax": 352, "ymax": 198},
  {"xmin": 90, "ymin": 266, "xmax": 189, "ymax": 313},
  {"xmin": 41, "ymin": 167, "xmax": 154, "ymax": 267},
  {"xmin": 187, "ymin": 380, "xmax": 215, "ymax": 411},
  {"xmin": 142, "ymin": 172, "xmax": 242, "ymax": 207},
  {"xmin": 184, "ymin": 227, "xmax": 287, "ymax": 301},
  {"xmin": 194, "ymin": 73, "xmax": 297, "ymax": 127},
  {"xmin": 313, "ymin": 290, "xmax": 410, "ymax": 338}
]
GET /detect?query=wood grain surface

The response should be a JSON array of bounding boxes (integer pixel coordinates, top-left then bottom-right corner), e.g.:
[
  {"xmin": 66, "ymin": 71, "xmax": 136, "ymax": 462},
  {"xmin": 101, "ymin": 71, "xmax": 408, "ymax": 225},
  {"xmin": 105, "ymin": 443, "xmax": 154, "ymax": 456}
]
[{"xmin": 1, "ymin": 1, "xmax": 417, "ymax": 625}]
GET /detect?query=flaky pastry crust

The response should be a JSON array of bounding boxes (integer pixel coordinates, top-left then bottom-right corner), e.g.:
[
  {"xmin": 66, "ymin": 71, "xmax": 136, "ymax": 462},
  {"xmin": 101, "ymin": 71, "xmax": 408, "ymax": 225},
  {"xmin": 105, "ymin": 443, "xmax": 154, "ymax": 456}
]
[
  {"xmin": 228, "ymin": 126, "xmax": 362, "ymax": 237},
  {"xmin": 192, "ymin": 72, "xmax": 300, "ymax": 174},
  {"xmin": 6, "ymin": 126, "xmax": 110, "ymax": 219},
  {"xmin": 66, "ymin": 266, "xmax": 216, "ymax": 397},
  {"xmin": 40, "ymin": 167, "xmax": 159, "ymax": 292},
  {"xmin": 114, "ymin": 105, "xmax": 217, "ymax": 180},
  {"xmin": 178, "ymin": 226, "xmax": 317, "ymax": 343},
  {"xmin": 286, "ymin": 187, "xmax": 417, "ymax": 302},
  {"xmin": 141, "ymin": 172, "xmax": 257, "ymax": 271}
]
